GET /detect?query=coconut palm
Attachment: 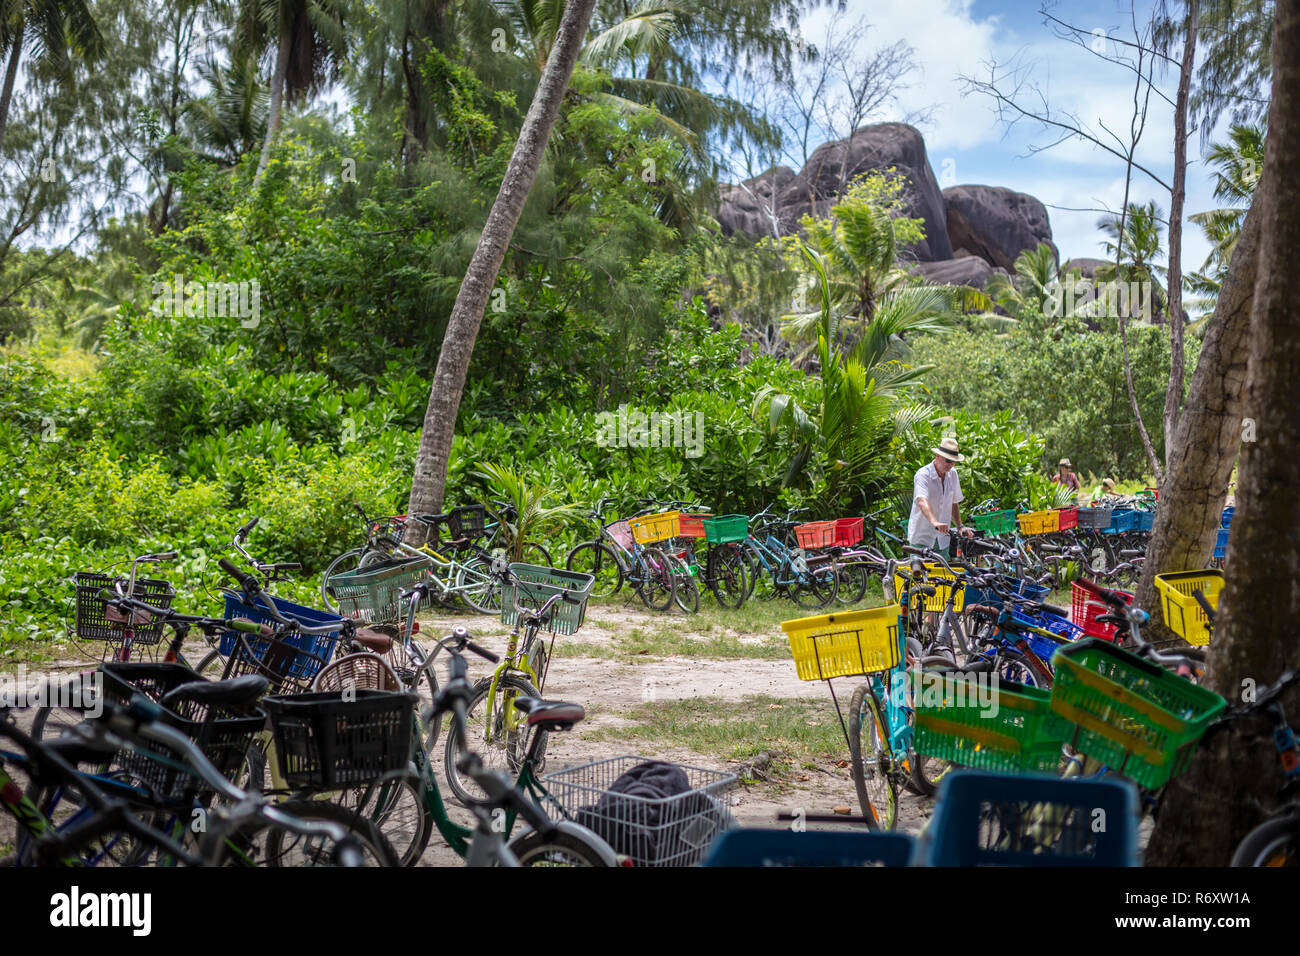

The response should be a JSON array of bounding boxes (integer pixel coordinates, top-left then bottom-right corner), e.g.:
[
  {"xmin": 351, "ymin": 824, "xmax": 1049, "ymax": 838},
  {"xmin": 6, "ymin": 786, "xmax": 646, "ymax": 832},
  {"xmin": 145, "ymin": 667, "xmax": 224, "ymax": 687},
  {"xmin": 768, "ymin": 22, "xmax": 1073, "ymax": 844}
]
[
  {"xmin": 185, "ymin": 51, "xmax": 270, "ymax": 169},
  {"xmin": 1095, "ymin": 201, "xmax": 1169, "ymax": 321},
  {"xmin": 0, "ymin": 0, "xmax": 102, "ymax": 149},
  {"xmin": 754, "ymin": 244, "xmax": 939, "ymax": 499},
  {"xmin": 1189, "ymin": 123, "xmax": 1265, "ymax": 289},
  {"xmin": 235, "ymin": 0, "xmax": 347, "ymax": 185}
]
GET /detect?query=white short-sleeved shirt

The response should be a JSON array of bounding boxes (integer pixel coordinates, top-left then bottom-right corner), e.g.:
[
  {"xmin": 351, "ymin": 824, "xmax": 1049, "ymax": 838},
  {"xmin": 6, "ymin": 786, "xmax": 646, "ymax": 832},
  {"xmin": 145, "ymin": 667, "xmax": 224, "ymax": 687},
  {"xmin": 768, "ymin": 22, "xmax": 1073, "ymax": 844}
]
[{"xmin": 908, "ymin": 461, "xmax": 963, "ymax": 549}]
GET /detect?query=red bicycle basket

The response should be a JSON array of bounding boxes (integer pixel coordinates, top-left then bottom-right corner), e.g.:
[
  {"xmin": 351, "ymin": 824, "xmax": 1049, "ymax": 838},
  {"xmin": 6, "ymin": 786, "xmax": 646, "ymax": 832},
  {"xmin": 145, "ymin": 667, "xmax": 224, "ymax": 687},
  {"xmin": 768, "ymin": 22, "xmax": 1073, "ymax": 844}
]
[
  {"xmin": 1056, "ymin": 507, "xmax": 1079, "ymax": 531},
  {"xmin": 833, "ymin": 517, "xmax": 864, "ymax": 547},
  {"xmin": 1070, "ymin": 581, "xmax": 1133, "ymax": 641},
  {"xmin": 794, "ymin": 521, "xmax": 837, "ymax": 549},
  {"xmin": 677, "ymin": 513, "xmax": 708, "ymax": 539}
]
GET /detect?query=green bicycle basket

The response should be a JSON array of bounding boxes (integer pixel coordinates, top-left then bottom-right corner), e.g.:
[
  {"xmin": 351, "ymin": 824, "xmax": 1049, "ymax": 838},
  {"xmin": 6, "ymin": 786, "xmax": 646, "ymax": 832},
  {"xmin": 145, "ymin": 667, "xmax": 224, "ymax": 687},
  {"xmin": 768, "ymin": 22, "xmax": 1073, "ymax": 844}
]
[
  {"xmin": 325, "ymin": 555, "xmax": 436, "ymax": 624},
  {"xmin": 914, "ymin": 674, "xmax": 1065, "ymax": 775},
  {"xmin": 969, "ymin": 510, "xmax": 1017, "ymax": 535},
  {"xmin": 501, "ymin": 564, "xmax": 595, "ymax": 636},
  {"xmin": 1045, "ymin": 638, "xmax": 1227, "ymax": 789},
  {"xmin": 702, "ymin": 514, "xmax": 749, "ymax": 544}
]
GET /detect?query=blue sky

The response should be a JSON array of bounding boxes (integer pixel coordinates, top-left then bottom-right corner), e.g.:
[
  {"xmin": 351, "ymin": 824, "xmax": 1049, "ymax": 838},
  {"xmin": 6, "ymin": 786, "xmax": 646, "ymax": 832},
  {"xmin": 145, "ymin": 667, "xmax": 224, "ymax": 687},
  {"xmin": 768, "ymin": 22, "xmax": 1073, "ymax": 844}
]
[{"xmin": 784, "ymin": 0, "xmax": 1236, "ymax": 271}]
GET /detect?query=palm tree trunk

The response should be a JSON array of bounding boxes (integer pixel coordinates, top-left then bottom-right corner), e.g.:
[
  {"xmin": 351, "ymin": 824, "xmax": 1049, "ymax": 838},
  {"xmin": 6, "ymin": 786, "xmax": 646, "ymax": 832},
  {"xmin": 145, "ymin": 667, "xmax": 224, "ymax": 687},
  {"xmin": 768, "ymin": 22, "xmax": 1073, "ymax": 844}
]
[
  {"xmin": 1146, "ymin": 0, "xmax": 1300, "ymax": 865},
  {"xmin": 254, "ymin": 27, "xmax": 292, "ymax": 186},
  {"xmin": 0, "ymin": 23, "xmax": 24, "ymax": 152},
  {"xmin": 1162, "ymin": 0, "xmax": 1200, "ymax": 470},
  {"xmin": 405, "ymin": 0, "xmax": 598, "ymax": 540}
]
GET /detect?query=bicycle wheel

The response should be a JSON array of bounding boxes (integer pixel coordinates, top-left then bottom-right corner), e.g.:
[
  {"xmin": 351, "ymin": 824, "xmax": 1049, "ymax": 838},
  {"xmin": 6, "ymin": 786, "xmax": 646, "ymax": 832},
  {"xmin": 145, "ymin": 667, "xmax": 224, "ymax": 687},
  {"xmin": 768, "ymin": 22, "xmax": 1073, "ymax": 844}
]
[
  {"xmin": 350, "ymin": 770, "xmax": 432, "ymax": 867},
  {"xmin": 834, "ymin": 562, "xmax": 870, "ymax": 605},
  {"xmin": 29, "ymin": 674, "xmax": 100, "ymax": 745},
  {"xmin": 320, "ymin": 548, "xmax": 365, "ymax": 612},
  {"xmin": 1231, "ymin": 814, "xmax": 1300, "ymax": 867},
  {"xmin": 195, "ymin": 647, "xmax": 225, "ymax": 677},
  {"xmin": 790, "ymin": 565, "xmax": 838, "ymax": 609},
  {"xmin": 565, "ymin": 542, "xmax": 623, "ymax": 598},
  {"xmin": 220, "ymin": 799, "xmax": 399, "ymax": 867},
  {"xmin": 847, "ymin": 683, "xmax": 896, "ymax": 830},
  {"xmin": 669, "ymin": 555, "xmax": 701, "ymax": 615},
  {"xmin": 705, "ymin": 545, "xmax": 749, "ymax": 609},
  {"xmin": 633, "ymin": 547, "xmax": 676, "ymax": 612},
  {"xmin": 443, "ymin": 674, "xmax": 546, "ymax": 807},
  {"xmin": 508, "ymin": 827, "xmax": 613, "ymax": 867},
  {"xmin": 455, "ymin": 554, "xmax": 498, "ymax": 615},
  {"xmin": 519, "ymin": 542, "xmax": 554, "ymax": 567}
]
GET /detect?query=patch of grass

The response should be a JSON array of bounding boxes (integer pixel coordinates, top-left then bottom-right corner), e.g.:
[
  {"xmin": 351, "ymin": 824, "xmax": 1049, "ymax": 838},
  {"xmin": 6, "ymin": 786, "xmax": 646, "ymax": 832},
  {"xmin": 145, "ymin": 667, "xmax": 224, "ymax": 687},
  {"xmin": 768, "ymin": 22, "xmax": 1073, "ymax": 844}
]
[{"xmin": 588, "ymin": 694, "xmax": 846, "ymax": 767}]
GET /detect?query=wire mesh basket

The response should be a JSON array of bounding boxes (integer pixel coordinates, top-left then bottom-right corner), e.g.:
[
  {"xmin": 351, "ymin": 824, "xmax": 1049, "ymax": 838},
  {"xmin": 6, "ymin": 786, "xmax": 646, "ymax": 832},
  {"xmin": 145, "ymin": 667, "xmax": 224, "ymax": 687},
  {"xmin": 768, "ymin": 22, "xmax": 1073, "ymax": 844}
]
[
  {"xmin": 263, "ymin": 690, "xmax": 416, "ymax": 790},
  {"xmin": 605, "ymin": 520, "xmax": 636, "ymax": 551},
  {"xmin": 542, "ymin": 755, "xmax": 737, "ymax": 866},
  {"xmin": 73, "ymin": 572, "xmax": 175, "ymax": 648},
  {"xmin": 99, "ymin": 662, "xmax": 266, "ymax": 801},
  {"xmin": 500, "ymin": 564, "xmax": 594, "ymax": 635},
  {"xmin": 924, "ymin": 770, "xmax": 1140, "ymax": 866},
  {"xmin": 325, "ymin": 554, "xmax": 437, "ymax": 624},
  {"xmin": 782, "ymin": 606, "xmax": 901, "ymax": 680}
]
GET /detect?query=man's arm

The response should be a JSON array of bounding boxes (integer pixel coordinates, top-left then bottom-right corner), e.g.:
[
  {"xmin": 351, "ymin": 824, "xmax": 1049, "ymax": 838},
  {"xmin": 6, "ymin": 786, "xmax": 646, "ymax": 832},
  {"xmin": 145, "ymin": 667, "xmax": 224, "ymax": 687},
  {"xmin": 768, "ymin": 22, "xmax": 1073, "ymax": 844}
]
[{"xmin": 951, "ymin": 502, "xmax": 972, "ymax": 537}]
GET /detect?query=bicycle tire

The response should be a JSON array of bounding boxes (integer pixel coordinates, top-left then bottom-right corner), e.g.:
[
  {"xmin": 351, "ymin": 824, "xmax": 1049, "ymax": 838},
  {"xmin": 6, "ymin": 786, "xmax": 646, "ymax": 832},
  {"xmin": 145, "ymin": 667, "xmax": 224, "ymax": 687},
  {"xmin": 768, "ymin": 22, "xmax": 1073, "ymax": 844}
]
[
  {"xmin": 565, "ymin": 542, "xmax": 623, "ymax": 598},
  {"xmin": 790, "ymin": 565, "xmax": 838, "ymax": 609},
  {"xmin": 668, "ymin": 554, "xmax": 701, "ymax": 614},
  {"xmin": 633, "ymin": 547, "xmax": 676, "ymax": 612},
  {"xmin": 442, "ymin": 674, "xmax": 546, "ymax": 808},
  {"xmin": 833, "ymin": 562, "xmax": 870, "ymax": 605},
  {"xmin": 1231, "ymin": 813, "xmax": 1300, "ymax": 867},
  {"xmin": 519, "ymin": 542, "xmax": 554, "ymax": 567},
  {"xmin": 847, "ymin": 683, "xmax": 896, "ymax": 830},
  {"xmin": 220, "ymin": 799, "xmax": 399, "ymax": 867},
  {"xmin": 705, "ymin": 545, "xmax": 749, "ymax": 609},
  {"xmin": 507, "ymin": 827, "xmax": 614, "ymax": 867},
  {"xmin": 320, "ymin": 548, "xmax": 365, "ymax": 613},
  {"xmin": 455, "ymin": 554, "xmax": 498, "ymax": 615},
  {"xmin": 351, "ymin": 770, "xmax": 432, "ymax": 866},
  {"xmin": 195, "ymin": 647, "xmax": 224, "ymax": 677}
]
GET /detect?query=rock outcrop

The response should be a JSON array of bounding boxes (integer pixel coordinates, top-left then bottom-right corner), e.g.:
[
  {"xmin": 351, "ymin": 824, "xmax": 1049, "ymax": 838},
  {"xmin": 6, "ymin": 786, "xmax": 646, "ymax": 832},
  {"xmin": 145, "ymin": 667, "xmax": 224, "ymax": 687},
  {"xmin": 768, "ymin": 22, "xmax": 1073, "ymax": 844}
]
[
  {"xmin": 942, "ymin": 185, "xmax": 1056, "ymax": 270},
  {"xmin": 717, "ymin": 123, "xmax": 952, "ymax": 261}
]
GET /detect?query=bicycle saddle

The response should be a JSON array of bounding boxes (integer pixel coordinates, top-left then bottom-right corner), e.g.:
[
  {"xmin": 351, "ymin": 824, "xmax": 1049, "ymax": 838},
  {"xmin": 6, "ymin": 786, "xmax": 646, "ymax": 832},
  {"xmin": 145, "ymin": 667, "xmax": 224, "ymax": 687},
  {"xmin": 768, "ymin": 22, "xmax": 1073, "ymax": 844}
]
[
  {"xmin": 352, "ymin": 628, "xmax": 395, "ymax": 654},
  {"xmin": 512, "ymin": 697, "xmax": 585, "ymax": 732},
  {"xmin": 160, "ymin": 675, "xmax": 269, "ymax": 711}
]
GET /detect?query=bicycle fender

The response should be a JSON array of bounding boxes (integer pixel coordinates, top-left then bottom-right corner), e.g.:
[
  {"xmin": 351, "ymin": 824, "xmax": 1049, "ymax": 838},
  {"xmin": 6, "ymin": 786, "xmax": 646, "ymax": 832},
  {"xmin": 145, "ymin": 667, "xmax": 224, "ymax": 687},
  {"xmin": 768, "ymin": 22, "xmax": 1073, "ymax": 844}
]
[{"xmin": 506, "ymin": 819, "xmax": 619, "ymax": 866}]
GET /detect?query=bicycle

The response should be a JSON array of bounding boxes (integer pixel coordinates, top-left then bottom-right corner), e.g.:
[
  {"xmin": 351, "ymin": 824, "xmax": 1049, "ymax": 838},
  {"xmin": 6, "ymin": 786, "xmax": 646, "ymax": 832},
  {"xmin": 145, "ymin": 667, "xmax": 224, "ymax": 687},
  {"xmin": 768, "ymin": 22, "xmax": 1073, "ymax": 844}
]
[
  {"xmin": 3, "ymin": 694, "xmax": 395, "ymax": 867},
  {"xmin": 739, "ymin": 509, "xmax": 838, "ymax": 609},
  {"xmin": 564, "ymin": 497, "xmax": 678, "ymax": 611},
  {"xmin": 349, "ymin": 607, "xmax": 617, "ymax": 866},
  {"xmin": 441, "ymin": 562, "xmax": 593, "ymax": 806}
]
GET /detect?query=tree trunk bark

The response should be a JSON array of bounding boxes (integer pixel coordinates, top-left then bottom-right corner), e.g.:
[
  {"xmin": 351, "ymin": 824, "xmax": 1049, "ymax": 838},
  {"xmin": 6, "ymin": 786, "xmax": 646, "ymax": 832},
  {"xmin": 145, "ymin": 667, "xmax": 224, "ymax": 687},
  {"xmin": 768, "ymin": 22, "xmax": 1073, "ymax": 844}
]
[
  {"xmin": 1147, "ymin": 0, "xmax": 1300, "ymax": 865},
  {"xmin": 404, "ymin": 0, "xmax": 598, "ymax": 541},
  {"xmin": 1131, "ymin": 186, "xmax": 1263, "ymax": 625},
  {"xmin": 0, "ymin": 23, "xmax": 24, "ymax": 152},
  {"xmin": 254, "ymin": 27, "xmax": 292, "ymax": 186},
  {"xmin": 1162, "ymin": 0, "xmax": 1199, "ymax": 468}
]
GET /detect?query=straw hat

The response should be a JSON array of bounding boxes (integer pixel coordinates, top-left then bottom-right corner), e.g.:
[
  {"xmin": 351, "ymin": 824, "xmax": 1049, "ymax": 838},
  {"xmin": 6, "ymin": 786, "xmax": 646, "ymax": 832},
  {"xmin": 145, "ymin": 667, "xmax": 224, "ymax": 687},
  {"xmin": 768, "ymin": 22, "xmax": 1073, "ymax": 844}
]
[
  {"xmin": 932, "ymin": 436, "xmax": 965, "ymax": 463},
  {"xmin": 1059, "ymin": 458, "xmax": 1073, "ymax": 468}
]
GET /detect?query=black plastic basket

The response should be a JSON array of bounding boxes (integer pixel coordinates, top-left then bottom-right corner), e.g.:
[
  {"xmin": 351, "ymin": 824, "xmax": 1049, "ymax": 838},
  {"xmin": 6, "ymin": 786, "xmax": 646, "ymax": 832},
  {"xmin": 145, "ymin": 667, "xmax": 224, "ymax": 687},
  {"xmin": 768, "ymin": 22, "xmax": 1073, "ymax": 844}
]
[
  {"xmin": 73, "ymin": 572, "xmax": 175, "ymax": 647},
  {"xmin": 448, "ymin": 504, "xmax": 487, "ymax": 541},
  {"xmin": 99, "ymin": 663, "xmax": 266, "ymax": 800},
  {"xmin": 263, "ymin": 690, "xmax": 415, "ymax": 790},
  {"xmin": 1076, "ymin": 507, "xmax": 1113, "ymax": 530}
]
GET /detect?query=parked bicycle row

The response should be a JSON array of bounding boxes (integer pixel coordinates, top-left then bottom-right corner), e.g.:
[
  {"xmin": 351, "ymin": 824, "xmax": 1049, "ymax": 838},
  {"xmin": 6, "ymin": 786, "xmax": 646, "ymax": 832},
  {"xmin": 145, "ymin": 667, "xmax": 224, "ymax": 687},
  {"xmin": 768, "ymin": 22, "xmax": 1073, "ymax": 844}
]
[
  {"xmin": 766, "ymin": 546, "xmax": 1297, "ymax": 865},
  {"xmin": 1, "ymin": 524, "xmax": 740, "ymax": 867}
]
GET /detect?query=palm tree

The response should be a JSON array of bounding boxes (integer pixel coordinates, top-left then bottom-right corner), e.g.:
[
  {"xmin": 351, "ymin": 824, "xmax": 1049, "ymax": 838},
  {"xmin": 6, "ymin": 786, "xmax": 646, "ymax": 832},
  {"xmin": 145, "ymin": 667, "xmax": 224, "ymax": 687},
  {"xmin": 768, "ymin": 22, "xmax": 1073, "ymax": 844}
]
[
  {"xmin": 236, "ymin": 0, "xmax": 347, "ymax": 185},
  {"xmin": 0, "ymin": 0, "xmax": 102, "ymax": 149},
  {"xmin": 754, "ymin": 244, "xmax": 941, "ymax": 500},
  {"xmin": 1188, "ymin": 123, "xmax": 1265, "ymax": 292},
  {"xmin": 185, "ymin": 51, "xmax": 270, "ymax": 170},
  {"xmin": 1095, "ymin": 201, "xmax": 1169, "ymax": 321},
  {"xmin": 983, "ymin": 242, "xmax": 1060, "ymax": 323},
  {"xmin": 779, "ymin": 178, "xmax": 954, "ymax": 363},
  {"xmin": 405, "ymin": 0, "xmax": 599, "ymax": 534}
]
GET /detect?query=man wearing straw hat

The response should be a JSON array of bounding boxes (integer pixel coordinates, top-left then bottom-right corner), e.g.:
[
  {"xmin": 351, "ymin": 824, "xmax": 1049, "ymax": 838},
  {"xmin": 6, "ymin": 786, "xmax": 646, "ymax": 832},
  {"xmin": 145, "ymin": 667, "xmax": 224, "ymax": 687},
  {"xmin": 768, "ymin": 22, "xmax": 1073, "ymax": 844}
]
[{"xmin": 908, "ymin": 436, "xmax": 973, "ymax": 559}]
